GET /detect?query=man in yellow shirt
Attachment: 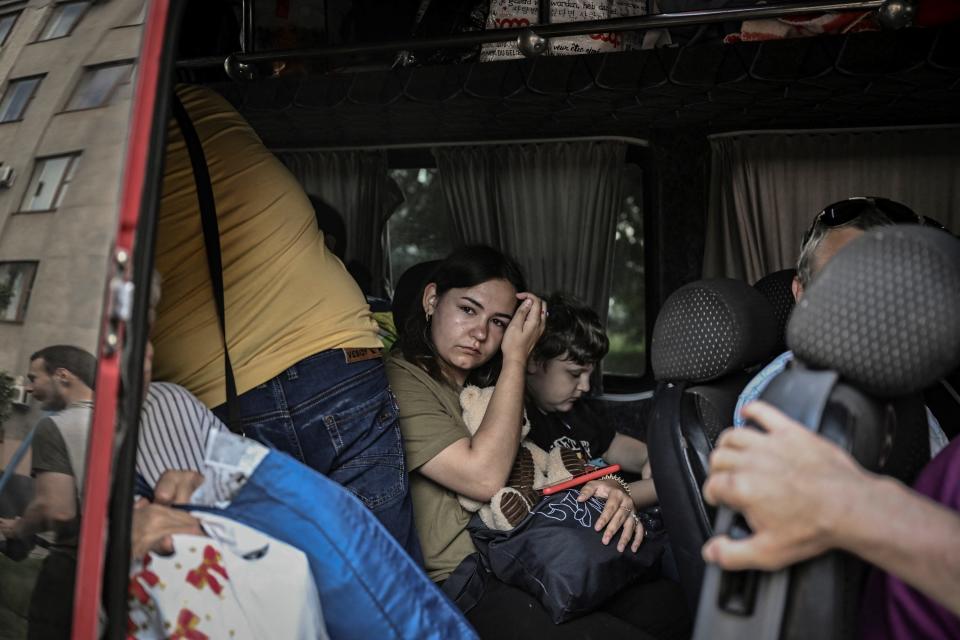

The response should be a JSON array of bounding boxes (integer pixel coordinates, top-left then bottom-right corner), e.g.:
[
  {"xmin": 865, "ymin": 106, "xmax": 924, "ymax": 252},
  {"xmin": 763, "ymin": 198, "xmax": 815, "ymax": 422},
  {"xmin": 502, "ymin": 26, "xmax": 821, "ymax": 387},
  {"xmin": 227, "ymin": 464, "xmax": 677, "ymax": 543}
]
[{"xmin": 150, "ymin": 85, "xmax": 420, "ymax": 561}]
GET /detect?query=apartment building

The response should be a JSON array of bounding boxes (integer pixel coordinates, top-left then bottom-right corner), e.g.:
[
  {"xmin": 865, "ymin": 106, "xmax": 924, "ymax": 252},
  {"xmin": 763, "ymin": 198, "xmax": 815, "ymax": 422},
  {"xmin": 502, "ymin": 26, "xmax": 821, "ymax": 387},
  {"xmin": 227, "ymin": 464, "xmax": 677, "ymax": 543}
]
[{"xmin": 0, "ymin": 0, "xmax": 144, "ymax": 376}]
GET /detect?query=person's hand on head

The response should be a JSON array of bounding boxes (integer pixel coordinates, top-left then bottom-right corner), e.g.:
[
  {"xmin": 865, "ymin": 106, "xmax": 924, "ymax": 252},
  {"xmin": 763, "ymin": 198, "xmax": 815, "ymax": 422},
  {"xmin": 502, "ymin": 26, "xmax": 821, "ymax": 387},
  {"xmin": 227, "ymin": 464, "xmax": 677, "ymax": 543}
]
[
  {"xmin": 578, "ymin": 479, "xmax": 644, "ymax": 553},
  {"xmin": 131, "ymin": 498, "xmax": 205, "ymax": 560},
  {"xmin": 500, "ymin": 293, "xmax": 546, "ymax": 367},
  {"xmin": 701, "ymin": 401, "xmax": 868, "ymax": 571},
  {"xmin": 152, "ymin": 469, "xmax": 205, "ymax": 506}
]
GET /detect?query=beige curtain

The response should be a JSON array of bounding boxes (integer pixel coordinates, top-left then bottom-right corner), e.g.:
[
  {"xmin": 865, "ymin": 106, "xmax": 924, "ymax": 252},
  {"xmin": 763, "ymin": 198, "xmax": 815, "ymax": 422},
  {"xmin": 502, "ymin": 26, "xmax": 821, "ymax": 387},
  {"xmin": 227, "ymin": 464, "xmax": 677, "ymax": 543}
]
[
  {"xmin": 434, "ymin": 141, "xmax": 626, "ymax": 324},
  {"xmin": 703, "ymin": 127, "xmax": 960, "ymax": 283},
  {"xmin": 278, "ymin": 150, "xmax": 403, "ymax": 295},
  {"xmin": 433, "ymin": 146, "xmax": 501, "ymax": 244}
]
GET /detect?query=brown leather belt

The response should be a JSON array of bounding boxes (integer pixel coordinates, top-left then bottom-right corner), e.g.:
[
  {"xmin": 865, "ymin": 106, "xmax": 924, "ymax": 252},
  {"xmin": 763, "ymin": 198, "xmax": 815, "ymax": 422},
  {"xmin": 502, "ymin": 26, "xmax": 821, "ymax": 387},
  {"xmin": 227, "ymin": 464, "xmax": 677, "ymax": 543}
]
[{"xmin": 343, "ymin": 347, "xmax": 383, "ymax": 364}]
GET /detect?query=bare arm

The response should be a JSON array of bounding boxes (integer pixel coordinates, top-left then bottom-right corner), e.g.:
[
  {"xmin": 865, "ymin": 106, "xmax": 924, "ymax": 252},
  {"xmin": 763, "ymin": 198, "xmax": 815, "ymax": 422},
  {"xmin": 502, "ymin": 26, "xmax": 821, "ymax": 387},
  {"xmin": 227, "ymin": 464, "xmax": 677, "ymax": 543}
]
[
  {"xmin": 603, "ymin": 432, "xmax": 649, "ymax": 473},
  {"xmin": 628, "ymin": 478, "xmax": 658, "ymax": 508},
  {"xmin": 420, "ymin": 295, "xmax": 545, "ymax": 501},
  {"xmin": 11, "ymin": 472, "xmax": 77, "ymax": 540},
  {"xmin": 703, "ymin": 401, "xmax": 960, "ymax": 616},
  {"xmin": 420, "ymin": 360, "xmax": 529, "ymax": 501},
  {"xmin": 602, "ymin": 433, "xmax": 657, "ymax": 508},
  {"xmin": 838, "ymin": 474, "xmax": 960, "ymax": 616}
]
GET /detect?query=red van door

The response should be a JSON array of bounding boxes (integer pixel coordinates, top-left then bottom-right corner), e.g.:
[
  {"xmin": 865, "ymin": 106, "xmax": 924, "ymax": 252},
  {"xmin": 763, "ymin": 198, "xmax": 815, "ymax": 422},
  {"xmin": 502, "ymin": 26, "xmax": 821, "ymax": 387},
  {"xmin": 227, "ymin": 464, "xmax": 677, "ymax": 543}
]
[{"xmin": 0, "ymin": 1, "xmax": 169, "ymax": 638}]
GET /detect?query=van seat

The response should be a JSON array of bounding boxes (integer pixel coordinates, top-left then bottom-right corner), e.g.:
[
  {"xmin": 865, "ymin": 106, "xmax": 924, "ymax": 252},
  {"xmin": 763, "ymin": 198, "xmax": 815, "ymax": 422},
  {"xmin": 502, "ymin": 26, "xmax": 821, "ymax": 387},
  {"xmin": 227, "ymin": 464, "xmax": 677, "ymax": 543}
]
[{"xmin": 647, "ymin": 278, "xmax": 779, "ymax": 610}]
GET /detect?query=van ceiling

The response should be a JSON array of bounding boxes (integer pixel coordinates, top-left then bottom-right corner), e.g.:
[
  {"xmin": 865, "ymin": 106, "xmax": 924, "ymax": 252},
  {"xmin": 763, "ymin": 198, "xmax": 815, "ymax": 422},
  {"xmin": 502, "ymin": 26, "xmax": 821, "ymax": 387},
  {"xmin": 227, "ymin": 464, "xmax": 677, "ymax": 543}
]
[{"xmin": 204, "ymin": 25, "xmax": 960, "ymax": 149}]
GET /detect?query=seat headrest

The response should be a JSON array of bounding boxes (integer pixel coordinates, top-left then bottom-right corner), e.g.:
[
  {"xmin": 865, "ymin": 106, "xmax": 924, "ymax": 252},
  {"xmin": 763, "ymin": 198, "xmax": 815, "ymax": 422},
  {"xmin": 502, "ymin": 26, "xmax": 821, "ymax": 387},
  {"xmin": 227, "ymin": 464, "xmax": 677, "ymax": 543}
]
[
  {"xmin": 788, "ymin": 226, "xmax": 960, "ymax": 397},
  {"xmin": 652, "ymin": 278, "xmax": 779, "ymax": 383},
  {"xmin": 753, "ymin": 268, "xmax": 797, "ymax": 351}
]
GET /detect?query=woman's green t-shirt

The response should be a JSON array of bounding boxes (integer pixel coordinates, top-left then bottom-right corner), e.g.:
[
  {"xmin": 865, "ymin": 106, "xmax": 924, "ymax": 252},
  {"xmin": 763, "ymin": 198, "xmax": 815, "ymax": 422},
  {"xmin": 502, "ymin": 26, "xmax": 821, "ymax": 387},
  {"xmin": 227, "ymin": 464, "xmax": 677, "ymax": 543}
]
[{"xmin": 386, "ymin": 353, "xmax": 477, "ymax": 582}]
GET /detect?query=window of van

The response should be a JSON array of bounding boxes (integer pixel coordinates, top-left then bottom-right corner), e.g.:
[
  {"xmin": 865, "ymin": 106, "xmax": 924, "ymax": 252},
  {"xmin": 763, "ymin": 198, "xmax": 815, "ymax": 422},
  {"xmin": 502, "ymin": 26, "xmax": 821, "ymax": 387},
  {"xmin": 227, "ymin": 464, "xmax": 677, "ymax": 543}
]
[
  {"xmin": 605, "ymin": 163, "xmax": 646, "ymax": 377},
  {"xmin": 385, "ymin": 168, "xmax": 456, "ymax": 290},
  {"xmin": 384, "ymin": 160, "xmax": 648, "ymax": 378}
]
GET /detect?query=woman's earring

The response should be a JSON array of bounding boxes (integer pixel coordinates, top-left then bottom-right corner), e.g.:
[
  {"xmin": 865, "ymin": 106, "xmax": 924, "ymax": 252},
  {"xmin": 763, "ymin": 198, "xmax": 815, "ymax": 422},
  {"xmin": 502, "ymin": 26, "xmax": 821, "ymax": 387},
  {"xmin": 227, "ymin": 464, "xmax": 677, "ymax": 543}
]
[{"xmin": 425, "ymin": 311, "xmax": 432, "ymax": 323}]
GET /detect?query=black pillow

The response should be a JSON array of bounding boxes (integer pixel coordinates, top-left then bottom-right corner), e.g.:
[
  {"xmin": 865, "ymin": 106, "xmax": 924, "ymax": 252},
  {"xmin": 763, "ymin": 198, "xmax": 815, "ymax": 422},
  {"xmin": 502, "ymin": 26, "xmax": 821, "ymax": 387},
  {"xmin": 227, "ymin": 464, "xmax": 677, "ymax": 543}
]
[{"xmin": 469, "ymin": 489, "xmax": 666, "ymax": 623}]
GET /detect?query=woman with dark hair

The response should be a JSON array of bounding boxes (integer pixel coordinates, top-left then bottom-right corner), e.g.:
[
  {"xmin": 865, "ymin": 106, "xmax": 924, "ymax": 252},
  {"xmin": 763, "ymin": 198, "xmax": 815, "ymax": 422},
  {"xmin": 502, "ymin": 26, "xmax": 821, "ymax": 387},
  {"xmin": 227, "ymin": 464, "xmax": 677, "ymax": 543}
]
[
  {"xmin": 386, "ymin": 247, "xmax": 688, "ymax": 639},
  {"xmin": 387, "ymin": 246, "xmax": 544, "ymax": 587}
]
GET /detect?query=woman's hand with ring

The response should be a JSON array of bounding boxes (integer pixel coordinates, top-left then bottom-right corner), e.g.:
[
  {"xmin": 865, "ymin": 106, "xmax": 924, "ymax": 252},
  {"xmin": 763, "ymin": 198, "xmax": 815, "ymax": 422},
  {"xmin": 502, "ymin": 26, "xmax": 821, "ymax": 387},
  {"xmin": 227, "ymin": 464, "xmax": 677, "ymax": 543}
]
[{"xmin": 578, "ymin": 479, "xmax": 645, "ymax": 553}]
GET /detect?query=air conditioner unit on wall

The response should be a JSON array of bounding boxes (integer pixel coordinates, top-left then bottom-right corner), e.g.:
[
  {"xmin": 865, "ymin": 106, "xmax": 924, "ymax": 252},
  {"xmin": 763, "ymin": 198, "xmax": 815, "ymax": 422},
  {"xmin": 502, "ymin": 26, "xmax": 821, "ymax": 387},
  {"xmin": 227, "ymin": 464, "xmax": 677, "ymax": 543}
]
[
  {"xmin": 10, "ymin": 375, "xmax": 29, "ymax": 406},
  {"xmin": 0, "ymin": 165, "xmax": 14, "ymax": 189}
]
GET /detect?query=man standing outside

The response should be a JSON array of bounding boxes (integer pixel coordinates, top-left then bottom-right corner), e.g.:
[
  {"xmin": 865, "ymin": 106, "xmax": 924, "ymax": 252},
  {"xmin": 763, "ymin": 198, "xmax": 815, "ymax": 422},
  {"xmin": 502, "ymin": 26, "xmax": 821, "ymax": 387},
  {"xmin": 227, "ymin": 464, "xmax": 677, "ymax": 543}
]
[{"xmin": 0, "ymin": 345, "xmax": 96, "ymax": 640}]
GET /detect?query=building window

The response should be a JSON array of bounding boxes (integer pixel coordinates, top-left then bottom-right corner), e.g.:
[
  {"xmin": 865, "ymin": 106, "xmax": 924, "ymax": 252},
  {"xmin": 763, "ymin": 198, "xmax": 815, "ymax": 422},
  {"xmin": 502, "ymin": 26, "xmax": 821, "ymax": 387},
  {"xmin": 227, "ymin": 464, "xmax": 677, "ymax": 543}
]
[
  {"xmin": 126, "ymin": 1, "xmax": 148, "ymax": 26},
  {"xmin": 0, "ymin": 12, "xmax": 19, "ymax": 47},
  {"xmin": 385, "ymin": 168, "xmax": 456, "ymax": 290},
  {"xmin": 605, "ymin": 163, "xmax": 646, "ymax": 376},
  {"xmin": 0, "ymin": 76, "xmax": 43, "ymax": 123},
  {"xmin": 65, "ymin": 61, "xmax": 135, "ymax": 111},
  {"xmin": 0, "ymin": 262, "xmax": 38, "ymax": 323},
  {"xmin": 19, "ymin": 154, "xmax": 81, "ymax": 212},
  {"xmin": 37, "ymin": 1, "xmax": 90, "ymax": 41}
]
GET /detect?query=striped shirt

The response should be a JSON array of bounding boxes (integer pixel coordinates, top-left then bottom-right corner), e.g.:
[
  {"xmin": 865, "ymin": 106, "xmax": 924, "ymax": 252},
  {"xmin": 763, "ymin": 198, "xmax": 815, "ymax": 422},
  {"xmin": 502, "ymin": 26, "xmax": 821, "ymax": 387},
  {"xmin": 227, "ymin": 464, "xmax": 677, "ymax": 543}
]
[
  {"xmin": 135, "ymin": 382, "xmax": 224, "ymax": 487},
  {"xmin": 734, "ymin": 350, "xmax": 949, "ymax": 457}
]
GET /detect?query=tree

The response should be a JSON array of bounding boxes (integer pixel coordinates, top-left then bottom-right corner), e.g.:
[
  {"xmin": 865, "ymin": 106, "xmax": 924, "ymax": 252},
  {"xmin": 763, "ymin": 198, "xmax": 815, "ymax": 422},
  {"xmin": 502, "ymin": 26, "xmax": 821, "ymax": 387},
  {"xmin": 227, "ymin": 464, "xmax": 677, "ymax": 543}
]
[
  {"xmin": 605, "ymin": 167, "xmax": 646, "ymax": 376},
  {"xmin": 385, "ymin": 169, "xmax": 457, "ymax": 289},
  {"xmin": 0, "ymin": 280, "xmax": 12, "ymax": 317},
  {"xmin": 0, "ymin": 371, "xmax": 15, "ymax": 426}
]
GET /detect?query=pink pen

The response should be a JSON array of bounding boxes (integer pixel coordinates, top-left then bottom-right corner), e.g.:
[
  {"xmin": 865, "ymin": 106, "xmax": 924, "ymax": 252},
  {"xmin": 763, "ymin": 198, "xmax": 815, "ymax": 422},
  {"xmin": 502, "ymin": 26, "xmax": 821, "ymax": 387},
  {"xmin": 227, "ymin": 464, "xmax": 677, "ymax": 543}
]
[{"xmin": 541, "ymin": 464, "xmax": 622, "ymax": 495}]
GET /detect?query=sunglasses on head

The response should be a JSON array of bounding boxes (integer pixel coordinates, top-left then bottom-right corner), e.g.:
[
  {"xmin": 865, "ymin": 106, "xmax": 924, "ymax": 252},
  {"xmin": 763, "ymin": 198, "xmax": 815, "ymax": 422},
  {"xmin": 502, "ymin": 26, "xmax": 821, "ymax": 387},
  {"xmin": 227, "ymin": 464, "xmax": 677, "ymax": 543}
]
[{"xmin": 801, "ymin": 197, "xmax": 945, "ymax": 247}]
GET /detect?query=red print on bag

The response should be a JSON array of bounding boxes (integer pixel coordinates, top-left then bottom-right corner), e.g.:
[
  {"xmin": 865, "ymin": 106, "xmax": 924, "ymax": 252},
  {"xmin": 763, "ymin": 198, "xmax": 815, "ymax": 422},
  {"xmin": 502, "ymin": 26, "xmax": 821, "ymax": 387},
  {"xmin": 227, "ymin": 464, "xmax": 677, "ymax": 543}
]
[
  {"xmin": 589, "ymin": 33, "xmax": 622, "ymax": 47},
  {"xmin": 171, "ymin": 609, "xmax": 209, "ymax": 640},
  {"xmin": 186, "ymin": 545, "xmax": 229, "ymax": 595},
  {"xmin": 494, "ymin": 17, "xmax": 531, "ymax": 28},
  {"xmin": 128, "ymin": 555, "xmax": 161, "ymax": 605}
]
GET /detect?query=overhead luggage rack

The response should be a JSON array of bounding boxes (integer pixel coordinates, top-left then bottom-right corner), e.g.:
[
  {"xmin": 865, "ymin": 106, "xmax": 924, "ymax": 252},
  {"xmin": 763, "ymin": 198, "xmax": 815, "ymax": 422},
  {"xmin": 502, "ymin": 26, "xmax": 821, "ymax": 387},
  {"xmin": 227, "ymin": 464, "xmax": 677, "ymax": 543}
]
[
  {"xmin": 205, "ymin": 25, "xmax": 960, "ymax": 148},
  {"xmin": 179, "ymin": 0, "xmax": 892, "ymax": 69}
]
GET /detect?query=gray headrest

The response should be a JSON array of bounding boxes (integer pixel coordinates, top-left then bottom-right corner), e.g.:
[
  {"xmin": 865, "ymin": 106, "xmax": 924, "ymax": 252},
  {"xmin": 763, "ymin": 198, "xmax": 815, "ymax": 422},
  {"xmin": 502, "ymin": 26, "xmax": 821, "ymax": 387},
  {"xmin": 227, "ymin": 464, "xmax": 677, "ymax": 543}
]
[
  {"xmin": 652, "ymin": 278, "xmax": 779, "ymax": 383},
  {"xmin": 753, "ymin": 269, "xmax": 797, "ymax": 350},
  {"xmin": 788, "ymin": 226, "xmax": 960, "ymax": 397}
]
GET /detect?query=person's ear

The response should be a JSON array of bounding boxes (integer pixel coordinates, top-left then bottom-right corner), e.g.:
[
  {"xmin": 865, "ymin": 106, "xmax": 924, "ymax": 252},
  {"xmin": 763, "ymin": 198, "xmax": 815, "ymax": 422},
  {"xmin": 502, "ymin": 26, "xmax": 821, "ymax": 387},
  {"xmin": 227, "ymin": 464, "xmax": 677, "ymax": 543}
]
[
  {"xmin": 54, "ymin": 368, "xmax": 71, "ymax": 386},
  {"xmin": 791, "ymin": 275, "xmax": 804, "ymax": 302},
  {"xmin": 526, "ymin": 358, "xmax": 540, "ymax": 375},
  {"xmin": 422, "ymin": 283, "xmax": 438, "ymax": 317}
]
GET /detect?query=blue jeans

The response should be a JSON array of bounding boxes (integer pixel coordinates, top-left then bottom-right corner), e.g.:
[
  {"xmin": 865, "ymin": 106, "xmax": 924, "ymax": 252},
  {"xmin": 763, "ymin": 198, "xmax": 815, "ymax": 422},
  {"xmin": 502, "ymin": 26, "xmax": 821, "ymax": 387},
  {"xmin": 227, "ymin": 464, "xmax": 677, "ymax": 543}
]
[{"xmin": 213, "ymin": 349, "xmax": 423, "ymax": 564}]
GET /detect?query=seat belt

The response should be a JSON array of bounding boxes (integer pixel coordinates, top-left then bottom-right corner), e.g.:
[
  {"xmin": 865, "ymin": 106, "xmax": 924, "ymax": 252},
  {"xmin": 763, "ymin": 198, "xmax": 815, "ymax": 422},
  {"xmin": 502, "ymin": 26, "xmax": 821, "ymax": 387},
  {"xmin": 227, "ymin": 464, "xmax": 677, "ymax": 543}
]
[{"xmin": 170, "ymin": 93, "xmax": 243, "ymax": 436}]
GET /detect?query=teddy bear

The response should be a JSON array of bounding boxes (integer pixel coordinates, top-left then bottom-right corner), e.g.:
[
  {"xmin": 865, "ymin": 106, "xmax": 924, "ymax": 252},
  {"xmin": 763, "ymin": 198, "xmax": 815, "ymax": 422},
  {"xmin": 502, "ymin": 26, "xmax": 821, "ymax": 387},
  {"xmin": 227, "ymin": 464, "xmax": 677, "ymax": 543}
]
[{"xmin": 458, "ymin": 385, "xmax": 587, "ymax": 531}]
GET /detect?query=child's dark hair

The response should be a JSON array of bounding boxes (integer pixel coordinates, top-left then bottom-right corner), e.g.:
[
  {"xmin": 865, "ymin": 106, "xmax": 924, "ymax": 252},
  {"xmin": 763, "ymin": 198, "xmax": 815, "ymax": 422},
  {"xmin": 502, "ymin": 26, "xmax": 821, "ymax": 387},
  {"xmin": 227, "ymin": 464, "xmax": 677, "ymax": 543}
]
[
  {"xmin": 400, "ymin": 245, "xmax": 527, "ymax": 387},
  {"xmin": 531, "ymin": 293, "xmax": 609, "ymax": 366}
]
